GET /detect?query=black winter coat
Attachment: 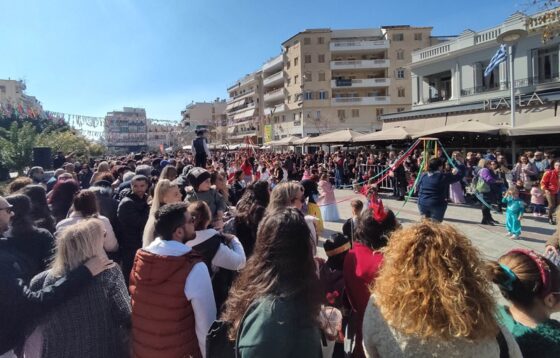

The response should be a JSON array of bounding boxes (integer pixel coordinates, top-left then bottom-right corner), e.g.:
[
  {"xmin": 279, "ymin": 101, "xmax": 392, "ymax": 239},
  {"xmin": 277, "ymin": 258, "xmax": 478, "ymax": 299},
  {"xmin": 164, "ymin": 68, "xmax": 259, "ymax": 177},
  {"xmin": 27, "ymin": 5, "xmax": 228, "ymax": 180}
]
[{"xmin": 117, "ymin": 192, "xmax": 149, "ymax": 250}]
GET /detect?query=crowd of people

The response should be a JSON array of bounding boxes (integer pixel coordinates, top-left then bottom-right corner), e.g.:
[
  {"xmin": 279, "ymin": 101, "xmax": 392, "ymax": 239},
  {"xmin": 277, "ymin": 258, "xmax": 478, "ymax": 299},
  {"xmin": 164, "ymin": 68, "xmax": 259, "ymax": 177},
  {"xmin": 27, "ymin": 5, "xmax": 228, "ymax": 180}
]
[{"xmin": 1, "ymin": 136, "xmax": 560, "ymax": 357}]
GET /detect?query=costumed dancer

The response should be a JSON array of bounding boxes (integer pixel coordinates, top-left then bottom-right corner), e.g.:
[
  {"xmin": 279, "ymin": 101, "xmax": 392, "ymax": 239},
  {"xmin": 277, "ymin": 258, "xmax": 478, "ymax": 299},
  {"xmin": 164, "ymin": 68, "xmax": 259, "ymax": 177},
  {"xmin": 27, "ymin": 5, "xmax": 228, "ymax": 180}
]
[
  {"xmin": 318, "ymin": 173, "xmax": 340, "ymax": 222},
  {"xmin": 502, "ymin": 187, "xmax": 525, "ymax": 240},
  {"xmin": 191, "ymin": 129, "xmax": 210, "ymax": 168},
  {"xmin": 301, "ymin": 175, "xmax": 324, "ymax": 234}
]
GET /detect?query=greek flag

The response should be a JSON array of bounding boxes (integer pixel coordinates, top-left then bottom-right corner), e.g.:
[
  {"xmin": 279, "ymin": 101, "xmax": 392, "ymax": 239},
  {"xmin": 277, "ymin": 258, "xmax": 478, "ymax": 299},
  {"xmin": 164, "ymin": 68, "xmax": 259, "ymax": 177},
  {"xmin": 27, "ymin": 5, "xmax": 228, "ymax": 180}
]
[{"xmin": 484, "ymin": 45, "xmax": 507, "ymax": 77}]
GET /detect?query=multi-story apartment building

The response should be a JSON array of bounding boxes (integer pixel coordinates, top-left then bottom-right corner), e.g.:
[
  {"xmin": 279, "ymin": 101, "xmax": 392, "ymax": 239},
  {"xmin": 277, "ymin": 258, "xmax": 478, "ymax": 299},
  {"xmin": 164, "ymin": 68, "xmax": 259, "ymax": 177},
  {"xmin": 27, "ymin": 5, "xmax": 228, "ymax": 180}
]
[
  {"xmin": 225, "ymin": 26, "xmax": 436, "ymax": 143},
  {"xmin": 180, "ymin": 100, "xmax": 227, "ymax": 145},
  {"xmin": 104, "ymin": 107, "xmax": 147, "ymax": 152},
  {"xmin": 0, "ymin": 79, "xmax": 43, "ymax": 115},
  {"xmin": 225, "ymin": 72, "xmax": 264, "ymax": 145},
  {"xmin": 147, "ymin": 120, "xmax": 181, "ymax": 150},
  {"xmin": 381, "ymin": 9, "xmax": 560, "ymax": 143}
]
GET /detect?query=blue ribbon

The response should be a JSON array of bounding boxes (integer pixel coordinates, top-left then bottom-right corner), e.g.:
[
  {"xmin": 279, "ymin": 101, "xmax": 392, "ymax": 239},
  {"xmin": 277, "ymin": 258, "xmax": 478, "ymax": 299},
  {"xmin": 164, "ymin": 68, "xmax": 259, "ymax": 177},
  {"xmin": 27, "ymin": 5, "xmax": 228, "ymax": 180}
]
[{"xmin": 499, "ymin": 263, "xmax": 517, "ymax": 291}]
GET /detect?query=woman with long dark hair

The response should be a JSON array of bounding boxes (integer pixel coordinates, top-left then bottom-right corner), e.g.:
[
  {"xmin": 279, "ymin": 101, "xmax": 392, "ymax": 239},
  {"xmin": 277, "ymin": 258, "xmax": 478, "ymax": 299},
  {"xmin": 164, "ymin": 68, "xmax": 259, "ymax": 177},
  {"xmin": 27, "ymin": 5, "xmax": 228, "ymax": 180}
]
[
  {"xmin": 48, "ymin": 180, "xmax": 80, "ymax": 223},
  {"xmin": 221, "ymin": 208, "xmax": 322, "ymax": 357},
  {"xmin": 4, "ymin": 194, "xmax": 55, "ymax": 280},
  {"xmin": 20, "ymin": 185, "xmax": 56, "ymax": 234}
]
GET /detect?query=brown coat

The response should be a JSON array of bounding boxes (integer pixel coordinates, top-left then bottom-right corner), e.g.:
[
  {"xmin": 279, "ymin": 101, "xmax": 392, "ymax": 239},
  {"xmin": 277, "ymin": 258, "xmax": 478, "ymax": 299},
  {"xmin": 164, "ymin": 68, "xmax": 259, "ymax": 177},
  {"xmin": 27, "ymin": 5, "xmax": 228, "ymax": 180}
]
[
  {"xmin": 130, "ymin": 250, "xmax": 202, "ymax": 358},
  {"xmin": 546, "ymin": 230, "xmax": 560, "ymax": 249}
]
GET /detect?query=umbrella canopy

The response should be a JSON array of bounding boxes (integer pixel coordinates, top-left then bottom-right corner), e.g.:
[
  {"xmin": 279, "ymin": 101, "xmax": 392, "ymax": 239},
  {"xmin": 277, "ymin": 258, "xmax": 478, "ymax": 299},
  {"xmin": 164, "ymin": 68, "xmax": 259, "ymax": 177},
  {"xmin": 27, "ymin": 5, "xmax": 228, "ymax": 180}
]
[
  {"xmin": 292, "ymin": 136, "xmax": 311, "ymax": 145},
  {"xmin": 508, "ymin": 118, "xmax": 560, "ymax": 136},
  {"xmin": 412, "ymin": 121, "xmax": 504, "ymax": 139},
  {"xmin": 266, "ymin": 136, "xmax": 299, "ymax": 146},
  {"xmin": 306, "ymin": 129, "xmax": 364, "ymax": 144},
  {"xmin": 182, "ymin": 145, "xmax": 192, "ymax": 150},
  {"xmin": 230, "ymin": 143, "xmax": 260, "ymax": 150},
  {"xmin": 354, "ymin": 127, "xmax": 417, "ymax": 142}
]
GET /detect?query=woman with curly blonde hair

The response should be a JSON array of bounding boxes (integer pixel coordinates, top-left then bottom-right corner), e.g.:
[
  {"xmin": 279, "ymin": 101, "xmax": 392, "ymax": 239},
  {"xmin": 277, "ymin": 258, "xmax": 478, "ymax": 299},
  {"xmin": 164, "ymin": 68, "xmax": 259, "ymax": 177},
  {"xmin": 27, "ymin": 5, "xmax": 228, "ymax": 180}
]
[{"xmin": 362, "ymin": 221, "xmax": 522, "ymax": 357}]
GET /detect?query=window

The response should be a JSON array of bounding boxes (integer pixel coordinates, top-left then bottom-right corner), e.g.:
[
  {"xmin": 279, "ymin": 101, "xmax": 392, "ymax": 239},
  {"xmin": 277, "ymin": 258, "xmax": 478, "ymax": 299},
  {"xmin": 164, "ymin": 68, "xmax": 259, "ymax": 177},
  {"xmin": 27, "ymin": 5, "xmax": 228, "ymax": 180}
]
[
  {"xmin": 286, "ymin": 95, "xmax": 291, "ymax": 103},
  {"xmin": 304, "ymin": 54, "xmax": 312, "ymax": 64},
  {"xmin": 376, "ymin": 108, "xmax": 384, "ymax": 119},
  {"xmin": 304, "ymin": 91, "xmax": 314, "ymax": 100},
  {"xmin": 0, "ymin": 85, "xmax": 5, "ymax": 94},
  {"xmin": 293, "ymin": 113, "xmax": 298, "ymax": 120},
  {"xmin": 286, "ymin": 77, "xmax": 291, "ymax": 86},
  {"xmin": 351, "ymin": 109, "xmax": 360, "ymax": 118},
  {"xmin": 318, "ymin": 72, "xmax": 326, "ymax": 81},
  {"xmin": 414, "ymin": 33, "xmax": 423, "ymax": 41},
  {"xmin": 316, "ymin": 110, "xmax": 321, "ymax": 118},
  {"xmin": 396, "ymin": 68, "xmax": 405, "ymax": 79},
  {"xmin": 318, "ymin": 90, "xmax": 329, "ymax": 99},
  {"xmin": 396, "ymin": 49, "xmax": 404, "ymax": 60},
  {"xmin": 304, "ymin": 37, "xmax": 311, "ymax": 45},
  {"xmin": 397, "ymin": 107, "xmax": 405, "ymax": 112},
  {"xmin": 536, "ymin": 46, "xmax": 559, "ymax": 81},
  {"xmin": 294, "ymin": 57, "xmax": 299, "ymax": 66},
  {"xmin": 337, "ymin": 109, "xmax": 346, "ymax": 120},
  {"xmin": 294, "ymin": 75, "xmax": 299, "ymax": 84},
  {"xmin": 393, "ymin": 33, "xmax": 404, "ymax": 41},
  {"xmin": 398, "ymin": 87, "xmax": 405, "ymax": 97},
  {"xmin": 286, "ymin": 60, "xmax": 291, "ymax": 69},
  {"xmin": 318, "ymin": 37, "xmax": 324, "ymax": 44},
  {"xmin": 304, "ymin": 72, "xmax": 312, "ymax": 82},
  {"xmin": 318, "ymin": 54, "xmax": 325, "ymax": 63}
]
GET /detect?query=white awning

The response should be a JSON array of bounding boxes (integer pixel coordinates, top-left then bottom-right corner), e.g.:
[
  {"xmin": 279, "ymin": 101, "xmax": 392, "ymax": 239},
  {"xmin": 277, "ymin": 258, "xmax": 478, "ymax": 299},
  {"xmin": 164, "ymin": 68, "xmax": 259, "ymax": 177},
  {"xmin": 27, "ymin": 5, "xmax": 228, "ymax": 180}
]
[
  {"xmin": 233, "ymin": 108, "xmax": 256, "ymax": 121},
  {"xmin": 508, "ymin": 118, "xmax": 560, "ymax": 136},
  {"xmin": 226, "ymin": 127, "xmax": 236, "ymax": 134},
  {"xmin": 226, "ymin": 98, "xmax": 246, "ymax": 111}
]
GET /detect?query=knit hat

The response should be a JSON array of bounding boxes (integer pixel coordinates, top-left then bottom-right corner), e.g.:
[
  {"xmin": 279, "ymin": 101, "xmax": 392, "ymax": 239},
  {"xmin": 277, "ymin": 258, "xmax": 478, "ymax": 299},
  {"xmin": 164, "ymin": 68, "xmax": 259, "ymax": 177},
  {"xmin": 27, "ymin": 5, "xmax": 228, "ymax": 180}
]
[
  {"xmin": 187, "ymin": 167, "xmax": 211, "ymax": 190},
  {"xmin": 135, "ymin": 164, "xmax": 152, "ymax": 177},
  {"xmin": 160, "ymin": 160, "xmax": 170, "ymax": 168}
]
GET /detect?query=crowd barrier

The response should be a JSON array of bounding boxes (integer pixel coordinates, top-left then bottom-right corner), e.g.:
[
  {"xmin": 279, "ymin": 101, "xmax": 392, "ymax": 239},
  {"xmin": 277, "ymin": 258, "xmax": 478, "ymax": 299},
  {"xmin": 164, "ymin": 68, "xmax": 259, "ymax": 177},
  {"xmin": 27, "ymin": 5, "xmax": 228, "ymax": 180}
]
[{"xmin": 358, "ymin": 164, "xmax": 394, "ymax": 190}]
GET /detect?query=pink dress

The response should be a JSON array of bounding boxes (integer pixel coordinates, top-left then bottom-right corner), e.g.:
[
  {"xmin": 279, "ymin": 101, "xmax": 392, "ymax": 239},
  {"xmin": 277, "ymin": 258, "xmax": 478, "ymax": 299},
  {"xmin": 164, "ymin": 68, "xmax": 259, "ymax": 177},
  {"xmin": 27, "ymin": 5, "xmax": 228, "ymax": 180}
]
[{"xmin": 318, "ymin": 180, "xmax": 340, "ymax": 221}]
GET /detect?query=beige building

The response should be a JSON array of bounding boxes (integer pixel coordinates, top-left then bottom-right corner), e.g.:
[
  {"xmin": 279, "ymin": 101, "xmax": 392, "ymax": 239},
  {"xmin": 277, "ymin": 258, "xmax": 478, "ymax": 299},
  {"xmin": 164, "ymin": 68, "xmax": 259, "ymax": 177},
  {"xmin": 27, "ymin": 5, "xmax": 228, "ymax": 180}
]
[
  {"xmin": 180, "ymin": 100, "xmax": 227, "ymax": 145},
  {"xmin": 147, "ymin": 120, "xmax": 181, "ymax": 150},
  {"xmin": 225, "ymin": 72, "xmax": 264, "ymax": 144},
  {"xmin": 104, "ymin": 107, "xmax": 147, "ymax": 151},
  {"xmin": 224, "ymin": 26, "xmax": 437, "ymax": 143},
  {"xmin": 0, "ymin": 79, "xmax": 43, "ymax": 115}
]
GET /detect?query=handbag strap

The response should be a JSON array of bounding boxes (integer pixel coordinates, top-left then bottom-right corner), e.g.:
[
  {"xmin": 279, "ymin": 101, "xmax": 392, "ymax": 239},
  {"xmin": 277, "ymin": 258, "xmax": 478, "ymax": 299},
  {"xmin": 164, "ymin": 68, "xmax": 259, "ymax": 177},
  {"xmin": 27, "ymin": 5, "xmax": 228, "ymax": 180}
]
[
  {"xmin": 234, "ymin": 299, "xmax": 262, "ymax": 358},
  {"xmin": 496, "ymin": 329, "xmax": 509, "ymax": 358}
]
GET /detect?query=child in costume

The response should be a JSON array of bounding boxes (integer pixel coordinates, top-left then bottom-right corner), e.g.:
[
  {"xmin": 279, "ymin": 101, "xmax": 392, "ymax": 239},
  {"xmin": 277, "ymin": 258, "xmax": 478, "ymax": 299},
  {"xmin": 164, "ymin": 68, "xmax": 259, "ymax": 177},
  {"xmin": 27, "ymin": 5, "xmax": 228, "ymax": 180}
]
[{"xmin": 502, "ymin": 187, "xmax": 525, "ymax": 240}]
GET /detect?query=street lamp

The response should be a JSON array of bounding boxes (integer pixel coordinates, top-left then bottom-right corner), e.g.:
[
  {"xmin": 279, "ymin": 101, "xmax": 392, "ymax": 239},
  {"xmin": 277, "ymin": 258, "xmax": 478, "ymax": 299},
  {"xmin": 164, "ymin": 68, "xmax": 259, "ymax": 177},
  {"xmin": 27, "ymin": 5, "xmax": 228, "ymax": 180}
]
[{"xmin": 497, "ymin": 28, "xmax": 527, "ymax": 164}]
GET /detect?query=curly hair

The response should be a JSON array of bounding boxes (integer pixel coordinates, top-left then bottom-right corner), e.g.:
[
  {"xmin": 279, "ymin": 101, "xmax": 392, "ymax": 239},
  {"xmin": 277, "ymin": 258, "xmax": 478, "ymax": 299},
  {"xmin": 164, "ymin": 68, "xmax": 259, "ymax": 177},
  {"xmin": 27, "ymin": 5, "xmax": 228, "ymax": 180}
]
[{"xmin": 372, "ymin": 221, "xmax": 499, "ymax": 340}]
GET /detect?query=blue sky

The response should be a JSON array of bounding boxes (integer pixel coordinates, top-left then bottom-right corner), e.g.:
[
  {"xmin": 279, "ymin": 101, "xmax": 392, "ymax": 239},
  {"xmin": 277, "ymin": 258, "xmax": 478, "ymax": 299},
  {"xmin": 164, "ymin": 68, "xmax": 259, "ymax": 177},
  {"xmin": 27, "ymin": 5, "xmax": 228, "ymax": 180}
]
[{"xmin": 0, "ymin": 0, "xmax": 536, "ymax": 121}]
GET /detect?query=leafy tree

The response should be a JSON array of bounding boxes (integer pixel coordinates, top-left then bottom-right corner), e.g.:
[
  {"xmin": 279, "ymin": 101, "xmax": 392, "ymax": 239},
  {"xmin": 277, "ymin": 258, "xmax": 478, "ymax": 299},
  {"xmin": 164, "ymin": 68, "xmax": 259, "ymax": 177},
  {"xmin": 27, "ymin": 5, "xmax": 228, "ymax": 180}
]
[
  {"xmin": 0, "ymin": 122, "xmax": 37, "ymax": 175},
  {"xmin": 36, "ymin": 131, "xmax": 106, "ymax": 162}
]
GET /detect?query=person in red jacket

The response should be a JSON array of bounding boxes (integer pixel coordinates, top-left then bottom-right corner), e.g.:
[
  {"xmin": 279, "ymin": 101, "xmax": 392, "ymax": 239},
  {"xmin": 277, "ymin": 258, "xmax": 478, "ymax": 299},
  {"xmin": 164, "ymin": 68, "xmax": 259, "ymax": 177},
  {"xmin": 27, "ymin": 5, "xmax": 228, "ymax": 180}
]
[
  {"xmin": 540, "ymin": 161, "xmax": 560, "ymax": 225},
  {"xmin": 343, "ymin": 203, "xmax": 400, "ymax": 358},
  {"xmin": 129, "ymin": 203, "xmax": 216, "ymax": 358}
]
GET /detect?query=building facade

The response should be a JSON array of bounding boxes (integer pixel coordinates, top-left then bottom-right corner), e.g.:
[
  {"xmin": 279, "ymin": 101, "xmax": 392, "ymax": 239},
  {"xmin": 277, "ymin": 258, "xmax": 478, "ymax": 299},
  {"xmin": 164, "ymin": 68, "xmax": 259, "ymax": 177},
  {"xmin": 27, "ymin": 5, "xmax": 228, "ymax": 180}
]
[
  {"xmin": 0, "ymin": 79, "xmax": 43, "ymax": 115},
  {"xmin": 382, "ymin": 10, "xmax": 560, "ymax": 140},
  {"xmin": 225, "ymin": 26, "xmax": 436, "ymax": 144},
  {"xmin": 225, "ymin": 72, "xmax": 264, "ymax": 144},
  {"xmin": 180, "ymin": 100, "xmax": 227, "ymax": 145},
  {"xmin": 147, "ymin": 120, "xmax": 181, "ymax": 150},
  {"xmin": 104, "ymin": 107, "xmax": 147, "ymax": 152}
]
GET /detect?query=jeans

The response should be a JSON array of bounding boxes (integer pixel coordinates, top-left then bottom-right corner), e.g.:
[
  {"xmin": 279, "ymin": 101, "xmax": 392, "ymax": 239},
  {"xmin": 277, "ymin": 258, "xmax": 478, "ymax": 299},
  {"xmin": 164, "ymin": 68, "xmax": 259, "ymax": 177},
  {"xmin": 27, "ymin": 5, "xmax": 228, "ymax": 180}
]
[
  {"xmin": 335, "ymin": 168, "xmax": 344, "ymax": 188},
  {"xmin": 545, "ymin": 191, "xmax": 558, "ymax": 220},
  {"xmin": 418, "ymin": 203, "xmax": 447, "ymax": 222}
]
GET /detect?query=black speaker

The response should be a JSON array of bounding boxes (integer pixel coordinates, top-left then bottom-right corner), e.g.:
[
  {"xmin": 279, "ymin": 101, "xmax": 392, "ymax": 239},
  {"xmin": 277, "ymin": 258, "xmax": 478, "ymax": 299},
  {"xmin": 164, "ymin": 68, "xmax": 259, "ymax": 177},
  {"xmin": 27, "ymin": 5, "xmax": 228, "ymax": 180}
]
[{"xmin": 33, "ymin": 147, "xmax": 52, "ymax": 170}]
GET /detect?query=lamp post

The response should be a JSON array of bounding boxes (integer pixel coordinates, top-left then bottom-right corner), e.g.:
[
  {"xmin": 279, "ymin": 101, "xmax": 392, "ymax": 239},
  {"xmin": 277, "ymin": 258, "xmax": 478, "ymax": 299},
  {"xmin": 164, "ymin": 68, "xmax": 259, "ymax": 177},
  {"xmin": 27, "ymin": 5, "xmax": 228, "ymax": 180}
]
[{"xmin": 497, "ymin": 28, "xmax": 527, "ymax": 165}]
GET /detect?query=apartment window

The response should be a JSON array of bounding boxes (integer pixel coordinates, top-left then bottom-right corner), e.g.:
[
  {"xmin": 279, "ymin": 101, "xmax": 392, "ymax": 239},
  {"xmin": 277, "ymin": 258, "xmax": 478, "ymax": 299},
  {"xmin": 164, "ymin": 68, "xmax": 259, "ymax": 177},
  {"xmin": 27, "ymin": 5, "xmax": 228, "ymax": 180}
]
[
  {"xmin": 398, "ymin": 87, "xmax": 405, "ymax": 97},
  {"xmin": 396, "ymin": 49, "xmax": 404, "ymax": 60},
  {"xmin": 304, "ymin": 72, "xmax": 312, "ymax": 82},
  {"xmin": 318, "ymin": 72, "xmax": 326, "ymax": 81},
  {"xmin": 286, "ymin": 60, "xmax": 291, "ymax": 69},
  {"xmin": 304, "ymin": 54, "xmax": 312, "ymax": 64},
  {"xmin": 318, "ymin": 37, "xmax": 324, "ymax": 44},
  {"xmin": 393, "ymin": 33, "xmax": 404, "ymax": 41},
  {"xmin": 376, "ymin": 108, "xmax": 384, "ymax": 119},
  {"xmin": 304, "ymin": 37, "xmax": 311, "ymax": 45},
  {"xmin": 351, "ymin": 109, "xmax": 360, "ymax": 118},
  {"xmin": 294, "ymin": 57, "xmax": 299, "ymax": 66},
  {"xmin": 293, "ymin": 113, "xmax": 298, "ymax": 120},
  {"xmin": 316, "ymin": 110, "xmax": 321, "ymax": 118},
  {"xmin": 534, "ymin": 45, "xmax": 560, "ymax": 81},
  {"xmin": 396, "ymin": 68, "xmax": 405, "ymax": 79},
  {"xmin": 282, "ymin": 115, "xmax": 286, "ymax": 122},
  {"xmin": 318, "ymin": 54, "xmax": 325, "ymax": 63},
  {"xmin": 414, "ymin": 33, "xmax": 423, "ymax": 41},
  {"xmin": 304, "ymin": 91, "xmax": 314, "ymax": 100},
  {"xmin": 286, "ymin": 77, "xmax": 291, "ymax": 86},
  {"xmin": 294, "ymin": 75, "xmax": 299, "ymax": 84},
  {"xmin": 287, "ymin": 95, "xmax": 291, "ymax": 103},
  {"xmin": 337, "ymin": 109, "xmax": 346, "ymax": 120},
  {"xmin": 397, "ymin": 107, "xmax": 406, "ymax": 112},
  {"xmin": 0, "ymin": 85, "xmax": 5, "ymax": 94},
  {"xmin": 318, "ymin": 90, "xmax": 329, "ymax": 100}
]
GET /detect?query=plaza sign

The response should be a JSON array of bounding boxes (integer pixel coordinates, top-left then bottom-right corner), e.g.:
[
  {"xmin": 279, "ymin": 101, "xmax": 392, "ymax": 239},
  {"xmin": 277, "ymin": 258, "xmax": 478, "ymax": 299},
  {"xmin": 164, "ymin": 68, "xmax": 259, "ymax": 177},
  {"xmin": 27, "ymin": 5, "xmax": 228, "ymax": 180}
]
[{"xmin": 482, "ymin": 92, "xmax": 545, "ymax": 110}]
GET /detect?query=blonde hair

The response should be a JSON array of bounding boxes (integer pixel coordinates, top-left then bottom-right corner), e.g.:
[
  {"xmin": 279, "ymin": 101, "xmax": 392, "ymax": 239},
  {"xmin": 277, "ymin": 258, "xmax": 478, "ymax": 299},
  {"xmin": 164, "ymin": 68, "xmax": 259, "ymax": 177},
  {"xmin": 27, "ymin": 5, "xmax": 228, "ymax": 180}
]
[
  {"xmin": 372, "ymin": 221, "xmax": 499, "ymax": 340},
  {"xmin": 267, "ymin": 182, "xmax": 303, "ymax": 212},
  {"xmin": 478, "ymin": 158, "xmax": 488, "ymax": 168},
  {"xmin": 51, "ymin": 219, "xmax": 104, "ymax": 276},
  {"xmin": 97, "ymin": 161, "xmax": 110, "ymax": 173},
  {"xmin": 142, "ymin": 179, "xmax": 179, "ymax": 247}
]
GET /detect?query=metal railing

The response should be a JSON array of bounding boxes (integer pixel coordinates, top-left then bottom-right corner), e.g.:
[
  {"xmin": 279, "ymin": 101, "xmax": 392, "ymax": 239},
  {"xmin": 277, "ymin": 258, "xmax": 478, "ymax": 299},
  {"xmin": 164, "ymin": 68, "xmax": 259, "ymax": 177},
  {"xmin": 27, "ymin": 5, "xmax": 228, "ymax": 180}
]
[
  {"xmin": 358, "ymin": 164, "xmax": 394, "ymax": 190},
  {"xmin": 460, "ymin": 82, "xmax": 508, "ymax": 96}
]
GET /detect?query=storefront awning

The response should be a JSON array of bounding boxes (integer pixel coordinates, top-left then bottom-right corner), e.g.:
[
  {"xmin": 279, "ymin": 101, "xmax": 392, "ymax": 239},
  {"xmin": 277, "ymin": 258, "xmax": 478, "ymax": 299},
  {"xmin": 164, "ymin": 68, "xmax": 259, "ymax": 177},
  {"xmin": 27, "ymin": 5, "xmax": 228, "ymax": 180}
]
[
  {"xmin": 226, "ymin": 98, "xmax": 246, "ymax": 111},
  {"xmin": 226, "ymin": 127, "xmax": 236, "ymax": 134},
  {"xmin": 306, "ymin": 129, "xmax": 364, "ymax": 144},
  {"xmin": 233, "ymin": 109, "xmax": 255, "ymax": 121},
  {"xmin": 354, "ymin": 127, "xmax": 417, "ymax": 142},
  {"xmin": 508, "ymin": 118, "xmax": 560, "ymax": 136},
  {"xmin": 412, "ymin": 121, "xmax": 505, "ymax": 138}
]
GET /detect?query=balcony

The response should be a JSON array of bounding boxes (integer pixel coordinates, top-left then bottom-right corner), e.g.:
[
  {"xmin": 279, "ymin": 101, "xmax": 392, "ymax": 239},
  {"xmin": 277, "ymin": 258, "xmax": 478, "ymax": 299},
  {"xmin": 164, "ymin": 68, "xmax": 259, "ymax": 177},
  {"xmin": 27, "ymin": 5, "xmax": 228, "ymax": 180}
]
[
  {"xmin": 330, "ymin": 40, "xmax": 389, "ymax": 52},
  {"xmin": 331, "ymin": 96, "xmax": 390, "ymax": 106},
  {"xmin": 330, "ymin": 59, "xmax": 389, "ymax": 70},
  {"xmin": 263, "ymin": 70, "xmax": 284, "ymax": 87},
  {"xmin": 264, "ymin": 104, "xmax": 286, "ymax": 116},
  {"xmin": 264, "ymin": 88, "xmax": 285, "ymax": 103},
  {"xmin": 227, "ymin": 73, "xmax": 258, "ymax": 91},
  {"xmin": 331, "ymin": 78, "xmax": 390, "ymax": 88},
  {"xmin": 262, "ymin": 54, "xmax": 283, "ymax": 74}
]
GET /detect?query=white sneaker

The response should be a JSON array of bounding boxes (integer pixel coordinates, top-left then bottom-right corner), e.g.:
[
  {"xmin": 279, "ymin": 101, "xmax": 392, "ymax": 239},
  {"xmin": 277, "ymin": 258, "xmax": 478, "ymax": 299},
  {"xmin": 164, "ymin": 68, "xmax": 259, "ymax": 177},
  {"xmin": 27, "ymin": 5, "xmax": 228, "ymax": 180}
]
[
  {"xmin": 510, "ymin": 234, "xmax": 519, "ymax": 240},
  {"xmin": 533, "ymin": 212, "xmax": 538, "ymax": 217}
]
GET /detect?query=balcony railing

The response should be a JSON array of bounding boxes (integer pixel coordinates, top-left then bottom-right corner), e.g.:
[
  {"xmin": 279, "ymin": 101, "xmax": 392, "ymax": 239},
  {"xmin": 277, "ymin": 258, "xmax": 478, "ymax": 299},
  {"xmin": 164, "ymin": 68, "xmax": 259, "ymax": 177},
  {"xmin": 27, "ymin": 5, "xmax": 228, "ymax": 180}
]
[
  {"xmin": 459, "ymin": 74, "xmax": 560, "ymax": 97},
  {"xmin": 263, "ymin": 71, "xmax": 284, "ymax": 87},
  {"xmin": 514, "ymin": 73, "xmax": 560, "ymax": 88},
  {"xmin": 264, "ymin": 88, "xmax": 285, "ymax": 103},
  {"xmin": 263, "ymin": 54, "xmax": 283, "ymax": 73},
  {"xmin": 331, "ymin": 78, "xmax": 390, "ymax": 88},
  {"xmin": 460, "ymin": 82, "xmax": 508, "ymax": 96},
  {"xmin": 331, "ymin": 96, "xmax": 390, "ymax": 106},
  {"xmin": 330, "ymin": 59, "xmax": 389, "ymax": 70},
  {"xmin": 330, "ymin": 40, "xmax": 389, "ymax": 52},
  {"xmin": 264, "ymin": 104, "xmax": 286, "ymax": 115}
]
